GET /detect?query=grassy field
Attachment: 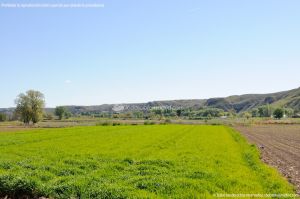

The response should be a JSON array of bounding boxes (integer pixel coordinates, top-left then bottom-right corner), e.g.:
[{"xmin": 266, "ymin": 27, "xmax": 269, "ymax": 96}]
[{"xmin": 0, "ymin": 125, "xmax": 295, "ymax": 198}]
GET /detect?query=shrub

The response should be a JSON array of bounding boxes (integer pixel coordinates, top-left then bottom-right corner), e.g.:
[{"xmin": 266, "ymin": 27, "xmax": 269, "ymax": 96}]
[
  {"xmin": 112, "ymin": 122, "xmax": 121, "ymax": 126},
  {"xmin": 273, "ymin": 108, "xmax": 284, "ymax": 119},
  {"xmin": 144, "ymin": 120, "xmax": 155, "ymax": 125},
  {"xmin": 96, "ymin": 121, "xmax": 112, "ymax": 126}
]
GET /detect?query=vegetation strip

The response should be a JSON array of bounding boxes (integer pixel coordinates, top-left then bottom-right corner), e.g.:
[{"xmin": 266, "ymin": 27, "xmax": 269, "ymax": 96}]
[{"xmin": 0, "ymin": 125, "xmax": 295, "ymax": 198}]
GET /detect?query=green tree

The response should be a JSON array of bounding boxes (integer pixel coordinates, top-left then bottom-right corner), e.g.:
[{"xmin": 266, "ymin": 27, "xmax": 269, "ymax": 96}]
[
  {"xmin": 251, "ymin": 108, "xmax": 259, "ymax": 117},
  {"xmin": 284, "ymin": 108, "xmax": 294, "ymax": 118},
  {"xmin": 65, "ymin": 111, "xmax": 72, "ymax": 119},
  {"xmin": 55, "ymin": 106, "xmax": 67, "ymax": 120},
  {"xmin": 44, "ymin": 113, "xmax": 54, "ymax": 120},
  {"xmin": 228, "ymin": 109, "xmax": 237, "ymax": 118},
  {"xmin": 0, "ymin": 113, "xmax": 7, "ymax": 122},
  {"xmin": 258, "ymin": 105, "xmax": 273, "ymax": 117},
  {"xmin": 273, "ymin": 108, "xmax": 284, "ymax": 119},
  {"xmin": 132, "ymin": 111, "xmax": 143, "ymax": 118},
  {"xmin": 242, "ymin": 112, "xmax": 251, "ymax": 119},
  {"xmin": 151, "ymin": 108, "xmax": 162, "ymax": 116},
  {"xmin": 176, "ymin": 109, "xmax": 182, "ymax": 117},
  {"xmin": 15, "ymin": 90, "xmax": 45, "ymax": 124}
]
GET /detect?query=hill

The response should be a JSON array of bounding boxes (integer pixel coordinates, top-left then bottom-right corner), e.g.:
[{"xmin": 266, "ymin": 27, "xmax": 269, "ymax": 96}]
[
  {"xmin": 1, "ymin": 87, "xmax": 299, "ymax": 115},
  {"xmin": 63, "ymin": 87, "xmax": 300, "ymax": 114},
  {"xmin": 205, "ymin": 87, "xmax": 300, "ymax": 112}
]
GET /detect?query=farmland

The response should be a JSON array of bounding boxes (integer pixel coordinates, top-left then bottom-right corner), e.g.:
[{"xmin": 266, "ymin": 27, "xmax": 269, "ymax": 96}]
[
  {"xmin": 236, "ymin": 125, "xmax": 300, "ymax": 195},
  {"xmin": 0, "ymin": 125, "xmax": 295, "ymax": 198}
]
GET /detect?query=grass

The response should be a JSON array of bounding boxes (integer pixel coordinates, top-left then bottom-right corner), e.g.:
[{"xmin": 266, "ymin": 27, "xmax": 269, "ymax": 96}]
[{"xmin": 0, "ymin": 125, "xmax": 295, "ymax": 198}]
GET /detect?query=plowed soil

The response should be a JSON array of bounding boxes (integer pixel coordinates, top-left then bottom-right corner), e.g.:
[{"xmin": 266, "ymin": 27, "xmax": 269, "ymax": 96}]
[{"xmin": 235, "ymin": 125, "xmax": 300, "ymax": 194}]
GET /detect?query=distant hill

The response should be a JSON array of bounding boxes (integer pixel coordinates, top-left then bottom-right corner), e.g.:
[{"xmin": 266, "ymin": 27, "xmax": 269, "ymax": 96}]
[
  {"xmin": 62, "ymin": 99, "xmax": 207, "ymax": 115},
  {"xmin": 205, "ymin": 87, "xmax": 300, "ymax": 112},
  {"xmin": 1, "ymin": 87, "xmax": 300, "ymax": 115}
]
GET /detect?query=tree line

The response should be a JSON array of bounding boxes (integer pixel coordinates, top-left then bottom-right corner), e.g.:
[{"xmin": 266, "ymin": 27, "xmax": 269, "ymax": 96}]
[{"xmin": 0, "ymin": 90, "xmax": 299, "ymax": 124}]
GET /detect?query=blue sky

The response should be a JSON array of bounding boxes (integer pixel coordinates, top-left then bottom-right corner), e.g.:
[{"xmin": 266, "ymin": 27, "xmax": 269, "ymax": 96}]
[{"xmin": 1, "ymin": 0, "xmax": 300, "ymax": 107}]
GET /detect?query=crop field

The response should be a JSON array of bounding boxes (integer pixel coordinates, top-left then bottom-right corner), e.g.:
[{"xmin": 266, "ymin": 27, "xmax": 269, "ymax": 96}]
[
  {"xmin": 0, "ymin": 125, "xmax": 295, "ymax": 198},
  {"xmin": 236, "ymin": 125, "xmax": 300, "ymax": 195}
]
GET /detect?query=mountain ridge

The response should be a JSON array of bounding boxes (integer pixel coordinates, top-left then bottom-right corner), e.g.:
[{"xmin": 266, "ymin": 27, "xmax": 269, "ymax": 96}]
[{"xmin": 1, "ymin": 87, "xmax": 299, "ymax": 114}]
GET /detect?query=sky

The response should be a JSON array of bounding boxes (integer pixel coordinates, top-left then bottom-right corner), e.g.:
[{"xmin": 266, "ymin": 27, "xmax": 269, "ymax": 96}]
[{"xmin": 1, "ymin": 0, "xmax": 300, "ymax": 107}]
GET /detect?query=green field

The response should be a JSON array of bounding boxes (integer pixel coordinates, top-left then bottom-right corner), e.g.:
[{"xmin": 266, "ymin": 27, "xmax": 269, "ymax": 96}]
[{"xmin": 0, "ymin": 125, "xmax": 295, "ymax": 198}]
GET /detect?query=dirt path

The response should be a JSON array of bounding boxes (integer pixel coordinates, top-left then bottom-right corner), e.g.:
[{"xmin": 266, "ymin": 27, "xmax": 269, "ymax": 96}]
[{"xmin": 235, "ymin": 125, "xmax": 300, "ymax": 194}]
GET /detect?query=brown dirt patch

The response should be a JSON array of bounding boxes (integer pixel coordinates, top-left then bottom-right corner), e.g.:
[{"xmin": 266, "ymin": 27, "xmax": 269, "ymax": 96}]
[
  {"xmin": 235, "ymin": 125, "xmax": 300, "ymax": 194},
  {"xmin": 0, "ymin": 127, "xmax": 37, "ymax": 133}
]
